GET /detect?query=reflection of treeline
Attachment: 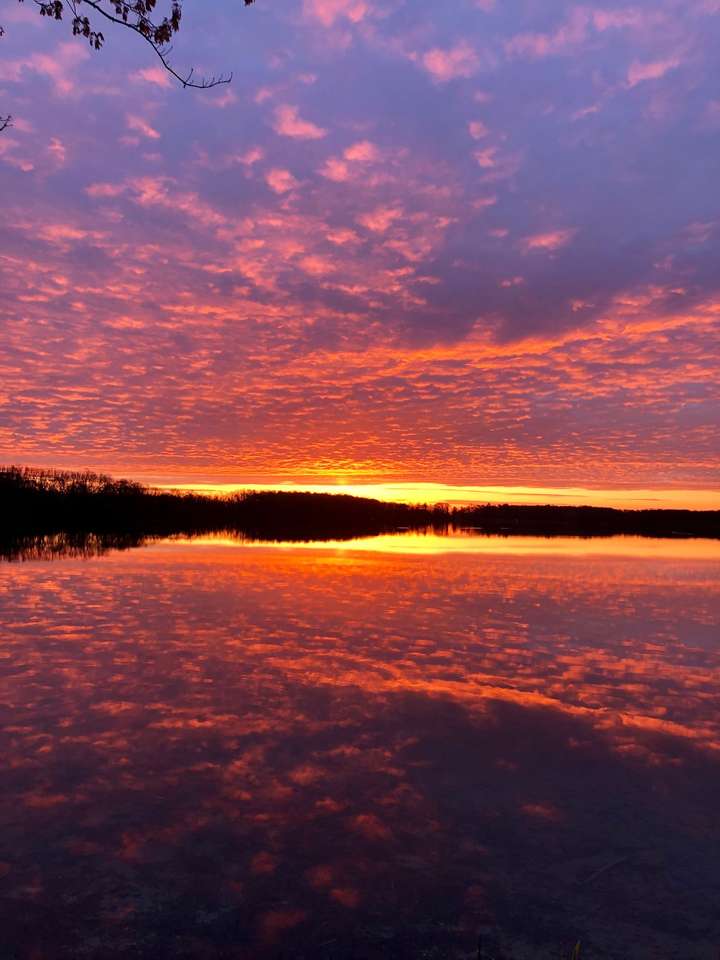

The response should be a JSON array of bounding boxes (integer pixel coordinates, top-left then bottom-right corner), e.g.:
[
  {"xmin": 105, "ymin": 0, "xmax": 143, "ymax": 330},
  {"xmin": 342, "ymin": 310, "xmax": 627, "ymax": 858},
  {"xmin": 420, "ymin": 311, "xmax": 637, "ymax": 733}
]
[
  {"xmin": 453, "ymin": 502, "xmax": 720, "ymax": 538},
  {"xmin": 0, "ymin": 530, "xmax": 150, "ymax": 563},
  {"xmin": 0, "ymin": 466, "xmax": 446, "ymax": 541},
  {"xmin": 1, "ymin": 467, "xmax": 718, "ymax": 548}
]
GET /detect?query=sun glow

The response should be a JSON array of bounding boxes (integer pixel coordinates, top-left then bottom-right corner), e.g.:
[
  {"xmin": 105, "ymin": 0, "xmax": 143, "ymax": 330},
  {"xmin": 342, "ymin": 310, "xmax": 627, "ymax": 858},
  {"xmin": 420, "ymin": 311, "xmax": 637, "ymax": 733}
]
[
  {"xmin": 153, "ymin": 481, "xmax": 720, "ymax": 511},
  {"xmin": 158, "ymin": 531, "xmax": 720, "ymax": 560}
]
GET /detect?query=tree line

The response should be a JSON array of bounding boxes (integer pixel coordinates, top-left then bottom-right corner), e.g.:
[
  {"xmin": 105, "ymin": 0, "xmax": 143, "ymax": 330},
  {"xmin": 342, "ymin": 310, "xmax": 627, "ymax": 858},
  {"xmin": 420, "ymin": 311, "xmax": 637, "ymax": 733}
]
[
  {"xmin": 1, "ymin": 467, "xmax": 718, "ymax": 553},
  {"xmin": 0, "ymin": 466, "xmax": 448, "ymax": 542}
]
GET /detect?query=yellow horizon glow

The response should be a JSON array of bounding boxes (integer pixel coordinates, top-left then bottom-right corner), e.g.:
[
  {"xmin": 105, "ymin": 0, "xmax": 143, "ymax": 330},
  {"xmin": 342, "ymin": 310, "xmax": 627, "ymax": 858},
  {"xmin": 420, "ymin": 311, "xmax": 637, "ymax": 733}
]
[
  {"xmin": 152, "ymin": 480, "xmax": 720, "ymax": 511},
  {"xmin": 153, "ymin": 531, "xmax": 720, "ymax": 560}
]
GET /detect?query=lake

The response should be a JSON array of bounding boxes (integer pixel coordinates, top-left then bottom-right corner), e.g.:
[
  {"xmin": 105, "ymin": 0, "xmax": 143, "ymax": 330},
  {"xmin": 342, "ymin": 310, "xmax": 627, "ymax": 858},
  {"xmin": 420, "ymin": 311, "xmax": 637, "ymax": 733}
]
[{"xmin": 1, "ymin": 532, "xmax": 719, "ymax": 958}]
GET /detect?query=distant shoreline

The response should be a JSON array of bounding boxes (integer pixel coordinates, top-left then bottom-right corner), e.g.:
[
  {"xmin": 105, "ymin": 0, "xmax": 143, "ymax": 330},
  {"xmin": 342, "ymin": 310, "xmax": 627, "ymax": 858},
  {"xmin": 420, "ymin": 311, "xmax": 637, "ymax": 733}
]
[{"xmin": 1, "ymin": 466, "xmax": 719, "ymax": 549}]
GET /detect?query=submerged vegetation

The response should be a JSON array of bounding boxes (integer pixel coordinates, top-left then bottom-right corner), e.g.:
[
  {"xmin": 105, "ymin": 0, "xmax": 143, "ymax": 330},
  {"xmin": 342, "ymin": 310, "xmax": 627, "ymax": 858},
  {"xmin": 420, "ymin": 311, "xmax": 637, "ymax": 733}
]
[{"xmin": 1, "ymin": 466, "xmax": 718, "ymax": 555}]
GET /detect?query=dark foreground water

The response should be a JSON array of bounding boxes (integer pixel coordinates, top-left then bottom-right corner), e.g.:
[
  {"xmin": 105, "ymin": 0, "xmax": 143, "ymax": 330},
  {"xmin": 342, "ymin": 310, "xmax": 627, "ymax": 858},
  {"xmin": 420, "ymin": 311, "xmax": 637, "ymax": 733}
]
[{"xmin": 1, "ymin": 533, "xmax": 719, "ymax": 959}]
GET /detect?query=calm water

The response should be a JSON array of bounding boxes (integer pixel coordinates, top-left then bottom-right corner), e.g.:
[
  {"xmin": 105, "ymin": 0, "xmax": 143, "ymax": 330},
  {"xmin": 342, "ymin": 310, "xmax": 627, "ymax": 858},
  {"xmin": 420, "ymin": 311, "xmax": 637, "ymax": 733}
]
[{"xmin": 1, "ymin": 533, "xmax": 719, "ymax": 959}]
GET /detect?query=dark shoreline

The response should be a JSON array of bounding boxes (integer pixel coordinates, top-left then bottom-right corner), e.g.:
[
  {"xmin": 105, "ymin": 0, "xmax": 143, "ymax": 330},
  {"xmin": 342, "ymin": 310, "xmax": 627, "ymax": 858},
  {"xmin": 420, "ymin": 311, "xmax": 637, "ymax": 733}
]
[{"xmin": 1, "ymin": 466, "xmax": 718, "ymax": 558}]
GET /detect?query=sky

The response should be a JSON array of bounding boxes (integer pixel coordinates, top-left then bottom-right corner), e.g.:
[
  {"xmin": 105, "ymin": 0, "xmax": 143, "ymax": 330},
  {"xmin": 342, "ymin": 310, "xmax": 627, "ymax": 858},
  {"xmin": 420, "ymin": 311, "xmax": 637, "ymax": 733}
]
[{"xmin": 0, "ymin": 0, "xmax": 719, "ymax": 506}]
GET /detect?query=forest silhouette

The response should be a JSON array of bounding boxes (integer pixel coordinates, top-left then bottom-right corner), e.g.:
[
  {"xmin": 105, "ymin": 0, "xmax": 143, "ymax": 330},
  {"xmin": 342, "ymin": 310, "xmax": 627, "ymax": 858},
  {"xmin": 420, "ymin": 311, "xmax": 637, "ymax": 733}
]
[{"xmin": 1, "ymin": 466, "xmax": 718, "ymax": 561}]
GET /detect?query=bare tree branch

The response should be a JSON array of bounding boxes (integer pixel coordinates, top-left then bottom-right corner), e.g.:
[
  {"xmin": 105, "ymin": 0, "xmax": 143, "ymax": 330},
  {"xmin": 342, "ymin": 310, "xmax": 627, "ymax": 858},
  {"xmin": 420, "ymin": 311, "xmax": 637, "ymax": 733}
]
[
  {"xmin": 1, "ymin": 23, "xmax": 9, "ymax": 129},
  {"xmin": 55, "ymin": 0, "xmax": 237, "ymax": 89},
  {"xmin": 1, "ymin": 0, "xmax": 256, "ymax": 123}
]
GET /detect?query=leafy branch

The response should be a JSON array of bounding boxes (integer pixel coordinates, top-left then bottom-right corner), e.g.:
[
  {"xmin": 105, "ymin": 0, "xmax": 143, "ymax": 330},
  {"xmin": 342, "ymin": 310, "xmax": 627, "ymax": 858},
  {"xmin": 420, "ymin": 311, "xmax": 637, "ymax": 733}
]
[{"xmin": 1, "ymin": 0, "xmax": 257, "ymax": 116}]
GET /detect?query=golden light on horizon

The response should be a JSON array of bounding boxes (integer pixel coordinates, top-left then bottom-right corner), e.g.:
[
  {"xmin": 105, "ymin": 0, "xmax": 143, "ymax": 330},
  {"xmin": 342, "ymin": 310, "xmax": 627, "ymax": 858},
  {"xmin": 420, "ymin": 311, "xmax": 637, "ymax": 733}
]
[
  {"xmin": 153, "ymin": 480, "xmax": 720, "ymax": 512},
  {"xmin": 157, "ymin": 532, "xmax": 720, "ymax": 561}
]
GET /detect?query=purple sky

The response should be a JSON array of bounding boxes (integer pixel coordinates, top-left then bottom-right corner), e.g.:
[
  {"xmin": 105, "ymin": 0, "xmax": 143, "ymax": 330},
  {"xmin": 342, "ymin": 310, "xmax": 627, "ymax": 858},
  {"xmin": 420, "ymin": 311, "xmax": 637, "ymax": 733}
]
[{"xmin": 0, "ymin": 0, "xmax": 718, "ymax": 495}]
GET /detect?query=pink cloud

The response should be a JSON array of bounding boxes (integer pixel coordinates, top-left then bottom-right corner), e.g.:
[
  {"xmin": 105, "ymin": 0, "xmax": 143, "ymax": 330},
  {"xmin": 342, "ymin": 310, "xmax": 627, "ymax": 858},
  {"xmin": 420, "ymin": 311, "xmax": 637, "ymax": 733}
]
[
  {"xmin": 320, "ymin": 140, "xmax": 379, "ymax": 181},
  {"xmin": 47, "ymin": 138, "xmax": 66, "ymax": 166},
  {"xmin": 303, "ymin": 0, "xmax": 369, "ymax": 27},
  {"xmin": 0, "ymin": 137, "xmax": 35, "ymax": 173},
  {"xmin": 0, "ymin": 41, "xmax": 89, "ymax": 96},
  {"xmin": 592, "ymin": 8, "xmax": 648, "ymax": 30},
  {"xmin": 683, "ymin": 221, "xmax": 716, "ymax": 243},
  {"xmin": 627, "ymin": 58, "xmax": 680, "ymax": 87},
  {"xmin": 320, "ymin": 157, "xmax": 351, "ymax": 182},
  {"xmin": 506, "ymin": 9, "xmax": 590, "ymax": 59},
  {"xmin": 209, "ymin": 89, "xmax": 239, "ymax": 109},
  {"xmin": 265, "ymin": 168, "xmax": 300, "ymax": 194},
  {"xmin": 572, "ymin": 103, "xmax": 601, "ymax": 121},
  {"xmin": 475, "ymin": 146, "xmax": 498, "ymax": 168},
  {"xmin": 357, "ymin": 205, "xmax": 403, "ymax": 232},
  {"xmin": 38, "ymin": 224, "xmax": 103, "ymax": 245},
  {"xmin": 126, "ymin": 114, "xmax": 161, "ymax": 140},
  {"xmin": 299, "ymin": 255, "xmax": 335, "ymax": 276},
  {"xmin": 238, "ymin": 146, "xmax": 265, "ymax": 167},
  {"xmin": 344, "ymin": 140, "xmax": 379, "ymax": 162},
  {"xmin": 134, "ymin": 66, "xmax": 172, "ymax": 89},
  {"xmin": 475, "ymin": 146, "xmax": 522, "ymax": 183},
  {"xmin": 130, "ymin": 176, "xmax": 226, "ymax": 228},
  {"xmin": 520, "ymin": 229, "xmax": 577, "ymax": 252},
  {"xmin": 472, "ymin": 195, "xmax": 497, "ymax": 210},
  {"xmin": 507, "ymin": 7, "xmax": 663, "ymax": 62},
  {"xmin": 326, "ymin": 228, "xmax": 360, "ymax": 245},
  {"xmin": 272, "ymin": 104, "xmax": 327, "ymax": 140},
  {"xmin": 86, "ymin": 182, "xmax": 126, "ymax": 198},
  {"xmin": 468, "ymin": 120, "xmax": 489, "ymax": 140},
  {"xmin": 421, "ymin": 42, "xmax": 479, "ymax": 83}
]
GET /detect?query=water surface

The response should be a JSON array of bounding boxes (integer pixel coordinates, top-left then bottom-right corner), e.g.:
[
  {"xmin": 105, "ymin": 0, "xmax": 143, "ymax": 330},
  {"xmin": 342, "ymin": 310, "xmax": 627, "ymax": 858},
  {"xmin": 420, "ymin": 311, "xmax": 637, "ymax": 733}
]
[{"xmin": 1, "ymin": 533, "xmax": 719, "ymax": 958}]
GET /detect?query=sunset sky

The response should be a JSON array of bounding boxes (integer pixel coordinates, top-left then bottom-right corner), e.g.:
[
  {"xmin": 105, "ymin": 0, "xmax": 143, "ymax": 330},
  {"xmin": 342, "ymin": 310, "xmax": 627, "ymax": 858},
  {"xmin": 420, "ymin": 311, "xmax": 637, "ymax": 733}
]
[{"xmin": 1, "ymin": 0, "xmax": 718, "ymax": 506}]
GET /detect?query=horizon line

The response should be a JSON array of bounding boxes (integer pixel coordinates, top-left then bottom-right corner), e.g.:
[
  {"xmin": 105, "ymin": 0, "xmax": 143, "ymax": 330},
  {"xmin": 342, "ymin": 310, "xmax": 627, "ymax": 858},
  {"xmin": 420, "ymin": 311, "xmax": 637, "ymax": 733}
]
[
  {"xmin": 152, "ymin": 480, "xmax": 720, "ymax": 512},
  {"xmin": 3, "ymin": 465, "xmax": 718, "ymax": 511}
]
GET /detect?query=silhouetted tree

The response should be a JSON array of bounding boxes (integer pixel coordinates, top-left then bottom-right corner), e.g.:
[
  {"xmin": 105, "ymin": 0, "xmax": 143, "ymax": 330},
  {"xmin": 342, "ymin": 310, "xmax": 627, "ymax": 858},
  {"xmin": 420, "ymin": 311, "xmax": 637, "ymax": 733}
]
[
  {"xmin": 0, "ymin": 465, "xmax": 448, "ymax": 542},
  {"xmin": 1, "ymin": 466, "xmax": 718, "ymax": 544},
  {"xmin": 1, "ymin": 0, "xmax": 257, "ymax": 130}
]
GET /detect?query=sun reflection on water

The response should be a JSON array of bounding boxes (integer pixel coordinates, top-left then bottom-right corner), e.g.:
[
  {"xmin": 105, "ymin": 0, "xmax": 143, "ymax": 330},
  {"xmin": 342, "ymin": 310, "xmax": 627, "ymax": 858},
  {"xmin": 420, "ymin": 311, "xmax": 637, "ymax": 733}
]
[{"xmin": 161, "ymin": 529, "xmax": 720, "ymax": 560}]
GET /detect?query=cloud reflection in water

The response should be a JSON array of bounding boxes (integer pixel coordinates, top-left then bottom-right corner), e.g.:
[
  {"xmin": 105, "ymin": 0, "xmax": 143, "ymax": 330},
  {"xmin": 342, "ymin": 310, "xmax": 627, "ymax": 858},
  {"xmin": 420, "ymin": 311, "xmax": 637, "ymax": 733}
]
[{"xmin": 0, "ymin": 536, "xmax": 719, "ymax": 958}]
